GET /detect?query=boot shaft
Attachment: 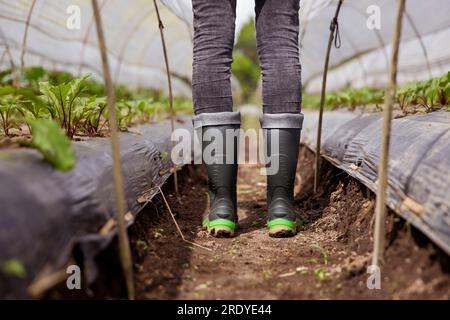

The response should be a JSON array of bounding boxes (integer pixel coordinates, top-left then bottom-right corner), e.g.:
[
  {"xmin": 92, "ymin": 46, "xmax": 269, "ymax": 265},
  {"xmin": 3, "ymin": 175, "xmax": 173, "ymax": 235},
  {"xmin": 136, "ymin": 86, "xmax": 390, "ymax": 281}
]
[
  {"xmin": 193, "ymin": 112, "xmax": 240, "ymax": 220},
  {"xmin": 260, "ymin": 113, "xmax": 303, "ymax": 222},
  {"xmin": 264, "ymin": 128, "xmax": 300, "ymax": 199}
]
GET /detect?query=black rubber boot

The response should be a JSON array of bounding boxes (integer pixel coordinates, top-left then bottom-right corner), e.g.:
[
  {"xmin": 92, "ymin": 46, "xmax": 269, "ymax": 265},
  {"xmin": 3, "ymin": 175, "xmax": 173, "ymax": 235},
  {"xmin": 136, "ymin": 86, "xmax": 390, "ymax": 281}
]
[
  {"xmin": 193, "ymin": 112, "xmax": 240, "ymax": 237},
  {"xmin": 261, "ymin": 113, "xmax": 304, "ymax": 237}
]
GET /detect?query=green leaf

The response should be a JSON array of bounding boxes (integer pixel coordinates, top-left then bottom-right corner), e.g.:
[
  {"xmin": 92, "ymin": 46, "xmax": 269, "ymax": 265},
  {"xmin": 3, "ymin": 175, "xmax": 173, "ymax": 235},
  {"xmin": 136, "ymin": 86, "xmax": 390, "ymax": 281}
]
[
  {"xmin": 445, "ymin": 84, "xmax": 450, "ymax": 99},
  {"xmin": 1, "ymin": 259, "xmax": 26, "ymax": 278},
  {"xmin": 232, "ymin": 51, "xmax": 260, "ymax": 102},
  {"xmin": 0, "ymin": 85, "xmax": 16, "ymax": 97},
  {"xmin": 159, "ymin": 150, "xmax": 169, "ymax": 159},
  {"xmin": 67, "ymin": 74, "xmax": 90, "ymax": 101},
  {"xmin": 38, "ymin": 75, "xmax": 90, "ymax": 137},
  {"xmin": 24, "ymin": 66, "xmax": 47, "ymax": 83},
  {"xmin": 28, "ymin": 119, "xmax": 75, "ymax": 172},
  {"xmin": 0, "ymin": 69, "xmax": 13, "ymax": 85},
  {"xmin": 38, "ymin": 81, "xmax": 55, "ymax": 100}
]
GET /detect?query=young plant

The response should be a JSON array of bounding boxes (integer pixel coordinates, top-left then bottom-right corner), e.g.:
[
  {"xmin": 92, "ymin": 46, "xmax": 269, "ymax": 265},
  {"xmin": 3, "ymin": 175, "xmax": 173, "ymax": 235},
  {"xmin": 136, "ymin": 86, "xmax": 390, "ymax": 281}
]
[
  {"xmin": 46, "ymin": 70, "xmax": 75, "ymax": 86},
  {"xmin": 0, "ymin": 85, "xmax": 51, "ymax": 136},
  {"xmin": 0, "ymin": 84, "xmax": 47, "ymax": 114},
  {"xmin": 114, "ymin": 100, "xmax": 136, "ymax": 129},
  {"xmin": 80, "ymin": 96, "xmax": 107, "ymax": 135},
  {"xmin": 0, "ymin": 69, "xmax": 13, "ymax": 86},
  {"xmin": 313, "ymin": 267, "xmax": 331, "ymax": 282},
  {"xmin": 135, "ymin": 100, "xmax": 156, "ymax": 123},
  {"xmin": 302, "ymin": 94, "xmax": 321, "ymax": 110},
  {"xmin": 309, "ymin": 243, "xmax": 329, "ymax": 265},
  {"xmin": 23, "ymin": 66, "xmax": 47, "ymax": 93},
  {"xmin": 413, "ymin": 79, "xmax": 436, "ymax": 112},
  {"xmin": 436, "ymin": 71, "xmax": 450, "ymax": 106},
  {"xmin": 396, "ymin": 86, "xmax": 413, "ymax": 113},
  {"xmin": 1, "ymin": 259, "xmax": 26, "ymax": 278},
  {"xmin": 0, "ymin": 99, "xmax": 18, "ymax": 136},
  {"xmin": 38, "ymin": 74, "xmax": 90, "ymax": 138},
  {"xmin": 0, "ymin": 86, "xmax": 31, "ymax": 136}
]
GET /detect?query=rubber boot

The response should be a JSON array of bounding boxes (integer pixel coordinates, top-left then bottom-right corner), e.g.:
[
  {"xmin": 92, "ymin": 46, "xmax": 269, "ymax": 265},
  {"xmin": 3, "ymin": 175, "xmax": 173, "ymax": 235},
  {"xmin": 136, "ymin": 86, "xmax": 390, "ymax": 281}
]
[
  {"xmin": 193, "ymin": 112, "xmax": 240, "ymax": 237},
  {"xmin": 260, "ymin": 113, "xmax": 304, "ymax": 237}
]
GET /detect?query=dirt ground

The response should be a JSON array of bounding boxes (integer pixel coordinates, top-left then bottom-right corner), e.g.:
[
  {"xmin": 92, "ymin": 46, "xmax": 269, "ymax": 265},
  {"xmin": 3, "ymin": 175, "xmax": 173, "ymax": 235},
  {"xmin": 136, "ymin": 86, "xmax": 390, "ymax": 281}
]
[{"xmin": 131, "ymin": 147, "xmax": 450, "ymax": 300}]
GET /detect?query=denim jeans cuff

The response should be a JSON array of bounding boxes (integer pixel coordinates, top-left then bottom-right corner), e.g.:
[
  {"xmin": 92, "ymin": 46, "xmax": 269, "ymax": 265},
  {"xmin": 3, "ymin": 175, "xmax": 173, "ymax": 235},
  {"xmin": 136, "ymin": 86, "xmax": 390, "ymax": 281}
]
[
  {"xmin": 260, "ymin": 113, "xmax": 304, "ymax": 129},
  {"xmin": 193, "ymin": 111, "xmax": 241, "ymax": 129}
]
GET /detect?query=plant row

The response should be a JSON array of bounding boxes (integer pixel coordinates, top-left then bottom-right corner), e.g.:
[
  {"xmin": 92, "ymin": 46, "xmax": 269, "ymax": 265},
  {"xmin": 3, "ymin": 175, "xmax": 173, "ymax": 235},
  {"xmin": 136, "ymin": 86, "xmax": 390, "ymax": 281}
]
[
  {"xmin": 0, "ymin": 67, "xmax": 192, "ymax": 171},
  {"xmin": 0, "ymin": 68, "xmax": 192, "ymax": 139},
  {"xmin": 303, "ymin": 71, "xmax": 450, "ymax": 113}
]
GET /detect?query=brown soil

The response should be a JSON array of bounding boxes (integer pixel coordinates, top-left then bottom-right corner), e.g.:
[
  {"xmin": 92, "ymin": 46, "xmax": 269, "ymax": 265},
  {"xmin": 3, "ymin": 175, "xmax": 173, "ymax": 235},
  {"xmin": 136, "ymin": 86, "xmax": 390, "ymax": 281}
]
[{"xmin": 132, "ymin": 147, "xmax": 450, "ymax": 300}]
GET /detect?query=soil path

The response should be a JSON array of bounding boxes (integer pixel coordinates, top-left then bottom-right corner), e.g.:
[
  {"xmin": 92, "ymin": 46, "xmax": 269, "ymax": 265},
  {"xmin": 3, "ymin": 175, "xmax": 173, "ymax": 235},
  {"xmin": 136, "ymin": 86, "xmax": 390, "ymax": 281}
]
[{"xmin": 133, "ymin": 148, "xmax": 450, "ymax": 299}]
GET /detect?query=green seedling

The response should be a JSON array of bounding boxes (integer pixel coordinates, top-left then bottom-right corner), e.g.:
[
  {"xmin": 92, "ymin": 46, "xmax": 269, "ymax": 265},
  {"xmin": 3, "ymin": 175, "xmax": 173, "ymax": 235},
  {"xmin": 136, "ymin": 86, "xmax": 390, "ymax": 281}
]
[
  {"xmin": 152, "ymin": 228, "xmax": 164, "ymax": 239},
  {"xmin": 80, "ymin": 96, "xmax": 107, "ymax": 135},
  {"xmin": 1, "ymin": 259, "xmax": 26, "ymax": 278},
  {"xmin": 313, "ymin": 267, "xmax": 330, "ymax": 282},
  {"xmin": 136, "ymin": 239, "xmax": 149, "ymax": 251},
  {"xmin": 309, "ymin": 243, "xmax": 329, "ymax": 265},
  {"xmin": 195, "ymin": 282, "xmax": 211, "ymax": 291},
  {"xmin": 38, "ymin": 74, "xmax": 90, "ymax": 138},
  {"xmin": 0, "ymin": 100, "xmax": 18, "ymax": 136},
  {"xmin": 159, "ymin": 151, "xmax": 169, "ymax": 160},
  {"xmin": 262, "ymin": 270, "xmax": 272, "ymax": 280}
]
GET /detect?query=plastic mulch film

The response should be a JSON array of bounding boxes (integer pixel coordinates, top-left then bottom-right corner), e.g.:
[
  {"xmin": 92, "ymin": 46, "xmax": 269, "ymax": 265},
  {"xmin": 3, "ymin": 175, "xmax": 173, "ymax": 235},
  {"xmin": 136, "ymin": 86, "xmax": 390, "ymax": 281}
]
[
  {"xmin": 0, "ymin": 118, "xmax": 193, "ymax": 299},
  {"xmin": 1, "ymin": 0, "xmax": 449, "ymax": 95},
  {"xmin": 301, "ymin": 110, "xmax": 450, "ymax": 256}
]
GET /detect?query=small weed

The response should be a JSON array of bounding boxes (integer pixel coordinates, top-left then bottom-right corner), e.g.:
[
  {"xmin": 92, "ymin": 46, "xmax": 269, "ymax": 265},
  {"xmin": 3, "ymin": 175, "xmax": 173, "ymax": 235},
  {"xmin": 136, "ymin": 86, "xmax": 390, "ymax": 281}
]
[
  {"xmin": 159, "ymin": 151, "xmax": 169, "ymax": 160},
  {"xmin": 227, "ymin": 248, "xmax": 239, "ymax": 256},
  {"xmin": 314, "ymin": 268, "xmax": 330, "ymax": 282},
  {"xmin": 136, "ymin": 239, "xmax": 149, "ymax": 252},
  {"xmin": 195, "ymin": 281, "xmax": 211, "ymax": 291},
  {"xmin": 262, "ymin": 270, "xmax": 272, "ymax": 280},
  {"xmin": 309, "ymin": 243, "xmax": 329, "ymax": 265},
  {"xmin": 1, "ymin": 259, "xmax": 26, "ymax": 278},
  {"xmin": 152, "ymin": 228, "xmax": 164, "ymax": 239}
]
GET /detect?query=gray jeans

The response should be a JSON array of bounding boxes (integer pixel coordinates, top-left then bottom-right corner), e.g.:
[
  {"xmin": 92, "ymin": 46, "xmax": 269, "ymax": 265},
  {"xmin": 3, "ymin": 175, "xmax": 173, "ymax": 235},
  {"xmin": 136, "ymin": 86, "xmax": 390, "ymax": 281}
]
[{"xmin": 192, "ymin": 0, "xmax": 302, "ymax": 115}]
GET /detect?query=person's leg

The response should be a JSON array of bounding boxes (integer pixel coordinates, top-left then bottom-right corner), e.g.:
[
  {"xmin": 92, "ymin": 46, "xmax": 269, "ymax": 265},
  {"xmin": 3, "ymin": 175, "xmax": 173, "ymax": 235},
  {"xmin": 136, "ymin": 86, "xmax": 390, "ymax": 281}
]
[
  {"xmin": 255, "ymin": 0, "xmax": 304, "ymax": 237},
  {"xmin": 192, "ymin": 0, "xmax": 236, "ymax": 115},
  {"xmin": 255, "ymin": 0, "xmax": 302, "ymax": 114},
  {"xmin": 192, "ymin": 0, "xmax": 240, "ymax": 237}
]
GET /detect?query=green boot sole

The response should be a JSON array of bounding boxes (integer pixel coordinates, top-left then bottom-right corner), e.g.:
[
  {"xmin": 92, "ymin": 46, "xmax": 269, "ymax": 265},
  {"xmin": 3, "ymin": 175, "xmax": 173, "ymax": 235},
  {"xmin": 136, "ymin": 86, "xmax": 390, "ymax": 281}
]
[
  {"xmin": 202, "ymin": 218, "xmax": 237, "ymax": 238},
  {"xmin": 267, "ymin": 218, "xmax": 303, "ymax": 238}
]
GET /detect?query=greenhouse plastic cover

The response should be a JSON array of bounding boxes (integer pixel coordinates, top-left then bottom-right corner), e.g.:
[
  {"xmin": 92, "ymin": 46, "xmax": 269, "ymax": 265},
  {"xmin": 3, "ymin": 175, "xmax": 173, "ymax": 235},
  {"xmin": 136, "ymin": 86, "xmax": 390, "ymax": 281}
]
[{"xmin": 1, "ymin": 0, "xmax": 450, "ymax": 96}]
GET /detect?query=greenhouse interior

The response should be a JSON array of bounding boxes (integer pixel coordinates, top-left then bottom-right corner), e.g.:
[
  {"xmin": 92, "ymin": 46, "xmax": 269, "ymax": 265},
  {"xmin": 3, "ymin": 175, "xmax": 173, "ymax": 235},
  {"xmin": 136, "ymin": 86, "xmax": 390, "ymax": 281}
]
[{"xmin": 0, "ymin": 0, "xmax": 449, "ymax": 302}]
